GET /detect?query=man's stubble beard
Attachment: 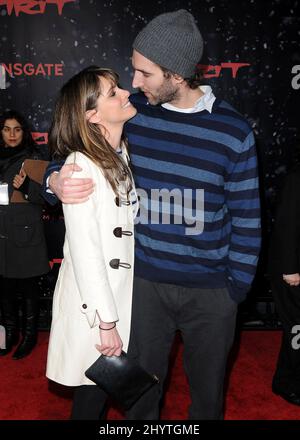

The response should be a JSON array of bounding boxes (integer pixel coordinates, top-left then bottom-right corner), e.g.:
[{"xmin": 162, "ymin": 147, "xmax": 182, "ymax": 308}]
[{"xmin": 145, "ymin": 78, "xmax": 180, "ymax": 106}]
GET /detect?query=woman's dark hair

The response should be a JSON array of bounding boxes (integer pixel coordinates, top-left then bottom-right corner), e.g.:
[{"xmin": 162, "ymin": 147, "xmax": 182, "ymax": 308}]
[{"xmin": 0, "ymin": 110, "xmax": 37, "ymax": 152}]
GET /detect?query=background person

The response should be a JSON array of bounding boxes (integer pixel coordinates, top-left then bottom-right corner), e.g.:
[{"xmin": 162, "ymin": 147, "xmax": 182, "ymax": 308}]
[{"xmin": 0, "ymin": 110, "xmax": 49, "ymax": 360}]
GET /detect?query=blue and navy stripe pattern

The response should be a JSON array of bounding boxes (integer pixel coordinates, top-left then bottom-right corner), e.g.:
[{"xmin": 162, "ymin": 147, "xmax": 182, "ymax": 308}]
[
  {"xmin": 43, "ymin": 160, "xmax": 65, "ymax": 205},
  {"xmin": 125, "ymin": 93, "xmax": 261, "ymax": 302}
]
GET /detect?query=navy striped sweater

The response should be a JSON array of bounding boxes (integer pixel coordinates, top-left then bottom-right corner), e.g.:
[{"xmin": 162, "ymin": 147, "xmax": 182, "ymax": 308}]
[{"xmin": 125, "ymin": 93, "xmax": 261, "ymax": 303}]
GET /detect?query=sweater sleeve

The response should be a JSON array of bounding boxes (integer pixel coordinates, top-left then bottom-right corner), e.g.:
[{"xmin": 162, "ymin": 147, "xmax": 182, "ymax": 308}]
[
  {"xmin": 41, "ymin": 160, "xmax": 64, "ymax": 205},
  {"xmin": 224, "ymin": 130, "xmax": 261, "ymax": 302}
]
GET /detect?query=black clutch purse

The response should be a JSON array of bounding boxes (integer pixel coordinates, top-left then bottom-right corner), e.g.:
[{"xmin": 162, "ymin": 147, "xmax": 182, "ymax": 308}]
[{"xmin": 85, "ymin": 351, "xmax": 159, "ymax": 410}]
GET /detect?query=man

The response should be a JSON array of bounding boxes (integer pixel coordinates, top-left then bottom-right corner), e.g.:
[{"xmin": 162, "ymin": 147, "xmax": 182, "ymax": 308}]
[{"xmin": 44, "ymin": 10, "xmax": 261, "ymax": 419}]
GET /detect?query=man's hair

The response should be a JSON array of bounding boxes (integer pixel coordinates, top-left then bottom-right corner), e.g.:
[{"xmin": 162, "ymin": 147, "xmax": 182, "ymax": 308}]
[{"xmin": 160, "ymin": 66, "xmax": 203, "ymax": 90}]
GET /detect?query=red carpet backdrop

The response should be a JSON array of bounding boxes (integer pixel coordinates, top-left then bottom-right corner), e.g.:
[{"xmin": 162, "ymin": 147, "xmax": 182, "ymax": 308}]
[
  {"xmin": 0, "ymin": 1, "xmax": 299, "ymax": 307},
  {"xmin": 0, "ymin": 331, "xmax": 300, "ymax": 420},
  {"xmin": 1, "ymin": 0, "xmax": 300, "ymax": 424}
]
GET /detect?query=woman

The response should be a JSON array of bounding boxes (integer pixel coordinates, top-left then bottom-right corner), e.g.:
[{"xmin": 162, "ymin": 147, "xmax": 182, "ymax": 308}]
[
  {"xmin": 0, "ymin": 110, "xmax": 49, "ymax": 359},
  {"xmin": 46, "ymin": 66, "xmax": 138, "ymax": 419}
]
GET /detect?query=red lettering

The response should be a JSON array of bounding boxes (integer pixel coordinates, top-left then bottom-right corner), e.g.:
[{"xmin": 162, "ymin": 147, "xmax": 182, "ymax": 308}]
[
  {"xmin": 0, "ymin": 0, "xmax": 75, "ymax": 16},
  {"xmin": 49, "ymin": 258, "xmax": 63, "ymax": 269},
  {"xmin": 220, "ymin": 62, "xmax": 250, "ymax": 79},
  {"xmin": 46, "ymin": 0, "xmax": 74, "ymax": 15},
  {"xmin": 13, "ymin": 63, "xmax": 23, "ymax": 75},
  {"xmin": 54, "ymin": 64, "xmax": 63, "ymax": 76},
  {"xmin": 197, "ymin": 63, "xmax": 250, "ymax": 79},
  {"xmin": 43, "ymin": 63, "xmax": 53, "ymax": 75},
  {"xmin": 15, "ymin": 1, "xmax": 42, "ymax": 16},
  {"xmin": 1, "ymin": 63, "xmax": 13, "ymax": 76},
  {"xmin": 198, "ymin": 64, "xmax": 222, "ymax": 78},
  {"xmin": 23, "ymin": 63, "xmax": 34, "ymax": 75},
  {"xmin": 32, "ymin": 132, "xmax": 48, "ymax": 145},
  {"xmin": 0, "ymin": 0, "xmax": 14, "ymax": 15},
  {"xmin": 1, "ymin": 62, "xmax": 64, "ymax": 77},
  {"xmin": 35, "ymin": 63, "xmax": 46, "ymax": 75}
]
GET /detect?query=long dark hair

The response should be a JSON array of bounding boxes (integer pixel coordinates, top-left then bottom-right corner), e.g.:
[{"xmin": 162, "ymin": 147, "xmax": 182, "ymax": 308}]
[
  {"xmin": 48, "ymin": 66, "xmax": 133, "ymax": 196},
  {"xmin": 0, "ymin": 110, "xmax": 37, "ymax": 152}
]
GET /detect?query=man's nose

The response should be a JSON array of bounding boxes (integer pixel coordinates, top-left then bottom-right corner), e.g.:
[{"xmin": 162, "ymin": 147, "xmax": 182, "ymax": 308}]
[{"xmin": 132, "ymin": 71, "xmax": 143, "ymax": 89}]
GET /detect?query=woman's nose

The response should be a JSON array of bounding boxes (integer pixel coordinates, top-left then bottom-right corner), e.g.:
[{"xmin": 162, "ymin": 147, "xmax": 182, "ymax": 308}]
[{"xmin": 121, "ymin": 88, "xmax": 130, "ymax": 100}]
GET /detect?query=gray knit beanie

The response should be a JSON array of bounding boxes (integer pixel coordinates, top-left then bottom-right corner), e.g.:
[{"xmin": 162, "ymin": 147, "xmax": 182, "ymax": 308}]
[{"xmin": 133, "ymin": 9, "xmax": 203, "ymax": 78}]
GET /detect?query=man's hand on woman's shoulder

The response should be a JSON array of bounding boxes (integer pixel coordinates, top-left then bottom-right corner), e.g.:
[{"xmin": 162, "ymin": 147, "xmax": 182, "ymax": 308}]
[{"xmin": 49, "ymin": 163, "xmax": 94, "ymax": 204}]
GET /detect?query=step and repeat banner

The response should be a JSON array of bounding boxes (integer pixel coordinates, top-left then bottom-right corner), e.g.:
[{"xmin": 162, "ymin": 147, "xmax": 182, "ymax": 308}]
[{"xmin": 0, "ymin": 0, "xmax": 299, "ymax": 310}]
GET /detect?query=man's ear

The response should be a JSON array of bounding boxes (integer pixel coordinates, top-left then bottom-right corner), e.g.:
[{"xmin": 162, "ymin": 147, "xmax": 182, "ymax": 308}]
[
  {"xmin": 172, "ymin": 73, "xmax": 185, "ymax": 84},
  {"xmin": 86, "ymin": 109, "xmax": 101, "ymax": 123}
]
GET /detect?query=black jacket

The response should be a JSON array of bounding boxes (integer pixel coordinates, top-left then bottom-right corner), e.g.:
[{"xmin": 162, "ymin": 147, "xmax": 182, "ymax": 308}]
[{"xmin": 0, "ymin": 146, "xmax": 49, "ymax": 278}]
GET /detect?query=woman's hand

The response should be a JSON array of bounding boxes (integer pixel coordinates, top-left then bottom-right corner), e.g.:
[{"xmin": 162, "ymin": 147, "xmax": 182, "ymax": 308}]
[
  {"xmin": 13, "ymin": 167, "xmax": 27, "ymax": 189},
  {"xmin": 95, "ymin": 321, "xmax": 123, "ymax": 357},
  {"xmin": 282, "ymin": 273, "xmax": 300, "ymax": 286}
]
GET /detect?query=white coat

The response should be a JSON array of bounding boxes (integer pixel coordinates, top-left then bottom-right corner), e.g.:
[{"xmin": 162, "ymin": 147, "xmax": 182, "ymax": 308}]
[{"xmin": 46, "ymin": 150, "xmax": 137, "ymax": 386}]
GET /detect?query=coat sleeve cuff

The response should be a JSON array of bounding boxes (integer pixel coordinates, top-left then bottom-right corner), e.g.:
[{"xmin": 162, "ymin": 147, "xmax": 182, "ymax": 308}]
[{"xmin": 80, "ymin": 303, "xmax": 118, "ymax": 328}]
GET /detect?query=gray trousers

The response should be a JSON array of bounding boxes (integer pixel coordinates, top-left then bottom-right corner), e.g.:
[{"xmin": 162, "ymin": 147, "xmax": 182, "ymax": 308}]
[{"xmin": 126, "ymin": 277, "xmax": 237, "ymax": 420}]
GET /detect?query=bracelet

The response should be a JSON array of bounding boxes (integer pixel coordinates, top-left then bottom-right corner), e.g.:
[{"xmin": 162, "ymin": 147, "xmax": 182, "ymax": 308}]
[{"xmin": 99, "ymin": 322, "xmax": 116, "ymax": 331}]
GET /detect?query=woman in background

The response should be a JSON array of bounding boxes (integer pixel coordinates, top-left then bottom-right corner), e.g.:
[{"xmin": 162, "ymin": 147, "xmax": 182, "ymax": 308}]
[
  {"xmin": 46, "ymin": 66, "xmax": 138, "ymax": 419},
  {"xmin": 0, "ymin": 110, "xmax": 49, "ymax": 359}
]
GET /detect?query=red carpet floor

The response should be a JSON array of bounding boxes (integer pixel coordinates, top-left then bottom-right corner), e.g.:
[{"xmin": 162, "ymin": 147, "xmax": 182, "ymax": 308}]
[{"xmin": 0, "ymin": 330, "xmax": 300, "ymax": 420}]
